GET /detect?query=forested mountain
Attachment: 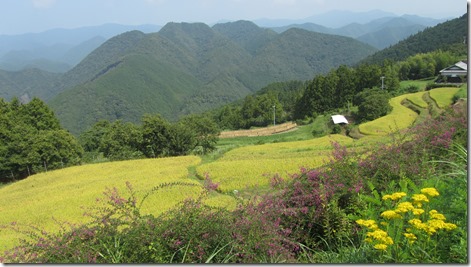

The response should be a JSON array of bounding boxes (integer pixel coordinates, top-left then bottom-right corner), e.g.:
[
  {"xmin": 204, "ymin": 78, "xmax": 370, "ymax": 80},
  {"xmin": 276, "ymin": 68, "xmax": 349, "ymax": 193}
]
[
  {"xmin": 360, "ymin": 13, "xmax": 468, "ymax": 65},
  {"xmin": 270, "ymin": 15, "xmax": 445, "ymax": 49},
  {"xmin": 0, "ymin": 68, "xmax": 61, "ymax": 102},
  {"xmin": 44, "ymin": 21, "xmax": 376, "ymax": 135}
]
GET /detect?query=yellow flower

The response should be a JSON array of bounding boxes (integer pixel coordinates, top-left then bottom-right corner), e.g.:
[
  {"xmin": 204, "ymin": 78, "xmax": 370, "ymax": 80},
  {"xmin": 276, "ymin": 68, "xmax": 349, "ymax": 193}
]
[
  {"xmin": 374, "ymin": 244, "xmax": 388, "ymax": 251},
  {"xmin": 356, "ymin": 219, "xmax": 378, "ymax": 229},
  {"xmin": 412, "ymin": 208, "xmax": 425, "ymax": 215},
  {"xmin": 381, "ymin": 210, "xmax": 402, "ymax": 219},
  {"xmin": 391, "ymin": 192, "xmax": 407, "ymax": 200},
  {"xmin": 420, "ymin": 187, "xmax": 439, "ymax": 197},
  {"xmin": 411, "ymin": 194, "xmax": 429, "ymax": 205},
  {"xmin": 429, "ymin": 210, "xmax": 446, "ymax": 220},
  {"xmin": 383, "ymin": 236, "xmax": 394, "ymax": 245},
  {"xmin": 404, "ymin": 233, "xmax": 417, "ymax": 244},
  {"xmin": 395, "ymin": 201, "xmax": 415, "ymax": 213},
  {"xmin": 443, "ymin": 222, "xmax": 458, "ymax": 231},
  {"xmin": 409, "ymin": 218, "xmax": 428, "ymax": 231},
  {"xmin": 367, "ymin": 229, "xmax": 388, "ymax": 239},
  {"xmin": 383, "ymin": 192, "xmax": 407, "ymax": 201}
]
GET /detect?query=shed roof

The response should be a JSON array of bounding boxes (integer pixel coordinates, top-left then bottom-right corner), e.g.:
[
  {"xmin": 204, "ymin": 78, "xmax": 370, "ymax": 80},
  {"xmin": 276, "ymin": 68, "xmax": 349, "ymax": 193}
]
[{"xmin": 331, "ymin": 115, "xmax": 348, "ymax": 124}]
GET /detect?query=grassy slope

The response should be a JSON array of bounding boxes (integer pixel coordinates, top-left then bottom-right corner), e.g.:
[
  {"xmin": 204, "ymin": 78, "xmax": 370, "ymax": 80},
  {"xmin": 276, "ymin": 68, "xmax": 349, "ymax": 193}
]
[
  {"xmin": 0, "ymin": 87, "xmax": 463, "ymax": 252},
  {"xmin": 0, "ymin": 156, "xmax": 235, "ymax": 252}
]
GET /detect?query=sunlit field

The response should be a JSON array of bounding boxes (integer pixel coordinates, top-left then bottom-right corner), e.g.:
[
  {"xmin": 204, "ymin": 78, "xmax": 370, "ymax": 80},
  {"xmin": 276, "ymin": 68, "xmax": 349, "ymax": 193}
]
[
  {"xmin": 358, "ymin": 93, "xmax": 419, "ymax": 135},
  {"xmin": 429, "ymin": 87, "xmax": 461, "ymax": 108},
  {"xmin": 0, "ymin": 156, "xmax": 210, "ymax": 251},
  {"xmin": 197, "ymin": 135, "xmax": 356, "ymax": 192}
]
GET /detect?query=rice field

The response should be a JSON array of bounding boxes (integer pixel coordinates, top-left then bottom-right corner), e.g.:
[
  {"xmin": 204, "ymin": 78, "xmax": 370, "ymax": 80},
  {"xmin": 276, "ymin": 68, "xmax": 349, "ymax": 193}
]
[
  {"xmin": 196, "ymin": 135, "xmax": 359, "ymax": 193},
  {"xmin": 405, "ymin": 91, "xmax": 428, "ymax": 108},
  {"xmin": 0, "ymin": 156, "xmax": 239, "ymax": 252},
  {"xmin": 358, "ymin": 93, "xmax": 419, "ymax": 136},
  {"xmin": 429, "ymin": 87, "xmax": 461, "ymax": 108}
]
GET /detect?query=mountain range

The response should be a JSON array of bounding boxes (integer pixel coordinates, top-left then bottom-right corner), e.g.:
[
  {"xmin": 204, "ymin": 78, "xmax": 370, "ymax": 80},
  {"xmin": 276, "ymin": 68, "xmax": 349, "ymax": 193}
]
[
  {"xmin": 43, "ymin": 20, "xmax": 376, "ymax": 134},
  {"xmin": 0, "ymin": 10, "xmax": 448, "ymax": 73},
  {"xmin": 0, "ymin": 11, "xmax": 465, "ymax": 135}
]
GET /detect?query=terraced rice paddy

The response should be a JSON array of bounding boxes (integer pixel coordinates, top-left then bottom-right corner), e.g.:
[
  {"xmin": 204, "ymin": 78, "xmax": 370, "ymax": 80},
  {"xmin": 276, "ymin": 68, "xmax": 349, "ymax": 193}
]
[
  {"xmin": 196, "ymin": 135, "xmax": 356, "ymax": 192},
  {"xmin": 0, "ymin": 156, "xmax": 230, "ymax": 251}
]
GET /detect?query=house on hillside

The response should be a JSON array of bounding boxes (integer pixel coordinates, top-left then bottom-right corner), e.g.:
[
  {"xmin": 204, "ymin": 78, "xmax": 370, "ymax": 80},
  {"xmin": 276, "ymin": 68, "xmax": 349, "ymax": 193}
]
[{"xmin": 438, "ymin": 60, "xmax": 467, "ymax": 83}]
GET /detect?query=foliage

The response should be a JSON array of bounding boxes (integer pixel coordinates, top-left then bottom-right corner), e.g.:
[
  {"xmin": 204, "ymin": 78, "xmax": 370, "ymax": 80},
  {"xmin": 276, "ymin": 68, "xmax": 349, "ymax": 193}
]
[
  {"xmin": 355, "ymin": 89, "xmax": 393, "ymax": 122},
  {"xmin": 0, "ymin": 97, "xmax": 83, "ymax": 182},
  {"xmin": 361, "ymin": 14, "xmax": 467, "ymax": 65}
]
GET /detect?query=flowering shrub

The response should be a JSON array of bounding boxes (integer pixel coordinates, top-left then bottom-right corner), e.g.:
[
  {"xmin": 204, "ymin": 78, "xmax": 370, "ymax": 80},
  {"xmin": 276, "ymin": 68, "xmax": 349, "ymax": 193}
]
[{"xmin": 356, "ymin": 187, "xmax": 458, "ymax": 263}]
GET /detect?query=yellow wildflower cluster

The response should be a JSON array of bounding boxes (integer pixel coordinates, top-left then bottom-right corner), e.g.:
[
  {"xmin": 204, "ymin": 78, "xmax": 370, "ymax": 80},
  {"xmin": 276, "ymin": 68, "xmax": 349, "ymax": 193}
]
[
  {"xmin": 356, "ymin": 219, "xmax": 394, "ymax": 250},
  {"xmin": 382, "ymin": 192, "xmax": 407, "ymax": 201},
  {"xmin": 357, "ymin": 187, "xmax": 457, "ymax": 250}
]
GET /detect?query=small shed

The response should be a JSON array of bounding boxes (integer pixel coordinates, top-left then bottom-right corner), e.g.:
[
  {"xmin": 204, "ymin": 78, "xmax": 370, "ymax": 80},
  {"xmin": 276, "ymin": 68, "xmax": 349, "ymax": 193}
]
[{"xmin": 331, "ymin": 115, "xmax": 348, "ymax": 125}]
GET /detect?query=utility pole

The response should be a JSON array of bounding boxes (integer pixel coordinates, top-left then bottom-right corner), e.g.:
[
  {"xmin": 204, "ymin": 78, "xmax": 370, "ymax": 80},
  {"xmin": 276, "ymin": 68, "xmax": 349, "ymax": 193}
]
[
  {"xmin": 273, "ymin": 105, "xmax": 276, "ymax": 126},
  {"xmin": 381, "ymin": 76, "xmax": 385, "ymax": 90}
]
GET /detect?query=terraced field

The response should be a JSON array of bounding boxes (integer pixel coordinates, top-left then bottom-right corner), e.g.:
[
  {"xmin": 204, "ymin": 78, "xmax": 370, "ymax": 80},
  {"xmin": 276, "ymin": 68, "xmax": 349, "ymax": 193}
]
[
  {"xmin": 197, "ymin": 135, "xmax": 362, "ymax": 193},
  {"xmin": 0, "ymin": 86, "xmax": 463, "ymax": 253},
  {"xmin": 0, "ymin": 156, "xmax": 236, "ymax": 252},
  {"xmin": 358, "ymin": 87, "xmax": 460, "ymax": 136}
]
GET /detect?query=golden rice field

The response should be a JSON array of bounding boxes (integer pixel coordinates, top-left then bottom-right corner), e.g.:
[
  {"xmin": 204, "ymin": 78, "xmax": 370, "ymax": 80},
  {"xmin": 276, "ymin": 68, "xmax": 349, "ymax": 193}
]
[
  {"xmin": 359, "ymin": 88, "xmax": 460, "ymax": 136},
  {"xmin": 405, "ymin": 91, "xmax": 428, "ymax": 108},
  {"xmin": 0, "ymin": 156, "xmax": 236, "ymax": 252},
  {"xmin": 359, "ymin": 93, "xmax": 420, "ymax": 136},
  {"xmin": 196, "ymin": 135, "xmax": 363, "ymax": 193},
  {"xmin": 429, "ymin": 87, "xmax": 461, "ymax": 108}
]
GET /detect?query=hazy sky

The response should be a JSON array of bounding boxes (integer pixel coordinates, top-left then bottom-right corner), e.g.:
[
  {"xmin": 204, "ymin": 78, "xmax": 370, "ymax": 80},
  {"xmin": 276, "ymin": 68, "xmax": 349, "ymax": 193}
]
[{"xmin": 0, "ymin": 0, "xmax": 467, "ymax": 35}]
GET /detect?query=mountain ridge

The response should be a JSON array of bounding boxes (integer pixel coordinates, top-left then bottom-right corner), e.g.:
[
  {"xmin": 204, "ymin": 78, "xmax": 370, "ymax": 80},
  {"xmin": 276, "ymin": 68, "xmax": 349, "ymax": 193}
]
[{"xmin": 44, "ymin": 21, "xmax": 376, "ymax": 134}]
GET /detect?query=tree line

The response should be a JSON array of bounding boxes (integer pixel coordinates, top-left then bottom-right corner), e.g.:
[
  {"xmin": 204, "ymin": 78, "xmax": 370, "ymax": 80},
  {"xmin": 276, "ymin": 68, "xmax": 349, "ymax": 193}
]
[
  {"xmin": 0, "ymin": 98, "xmax": 219, "ymax": 183},
  {"xmin": 210, "ymin": 50, "xmax": 462, "ymax": 129},
  {"xmin": 0, "ymin": 98, "xmax": 83, "ymax": 182},
  {"xmin": 79, "ymin": 114, "xmax": 219, "ymax": 161}
]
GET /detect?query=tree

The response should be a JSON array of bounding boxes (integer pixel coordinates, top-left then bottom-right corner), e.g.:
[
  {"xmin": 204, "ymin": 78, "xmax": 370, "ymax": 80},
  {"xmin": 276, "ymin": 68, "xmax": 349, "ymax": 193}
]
[
  {"xmin": 99, "ymin": 120, "xmax": 143, "ymax": 160},
  {"xmin": 141, "ymin": 114, "xmax": 171, "ymax": 158},
  {"xmin": 0, "ymin": 97, "xmax": 84, "ymax": 182},
  {"xmin": 356, "ymin": 90, "xmax": 393, "ymax": 122},
  {"xmin": 179, "ymin": 114, "xmax": 220, "ymax": 154},
  {"xmin": 79, "ymin": 120, "xmax": 112, "ymax": 152},
  {"xmin": 30, "ymin": 130, "xmax": 83, "ymax": 172},
  {"xmin": 166, "ymin": 122, "xmax": 197, "ymax": 156}
]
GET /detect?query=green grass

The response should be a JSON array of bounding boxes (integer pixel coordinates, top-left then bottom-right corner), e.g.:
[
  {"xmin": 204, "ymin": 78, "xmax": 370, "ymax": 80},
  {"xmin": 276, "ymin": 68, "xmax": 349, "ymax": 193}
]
[{"xmin": 400, "ymin": 78, "xmax": 435, "ymax": 91}]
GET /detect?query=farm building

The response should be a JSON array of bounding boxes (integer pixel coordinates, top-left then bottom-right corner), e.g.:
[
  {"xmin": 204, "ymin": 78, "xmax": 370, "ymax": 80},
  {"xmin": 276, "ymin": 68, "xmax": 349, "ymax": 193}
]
[
  {"xmin": 439, "ymin": 60, "xmax": 467, "ymax": 83},
  {"xmin": 331, "ymin": 115, "xmax": 348, "ymax": 125}
]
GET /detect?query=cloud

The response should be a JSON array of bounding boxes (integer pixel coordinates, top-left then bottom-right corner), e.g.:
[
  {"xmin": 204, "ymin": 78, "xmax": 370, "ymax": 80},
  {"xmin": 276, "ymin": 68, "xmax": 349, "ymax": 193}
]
[{"xmin": 32, "ymin": 0, "xmax": 57, "ymax": 9}]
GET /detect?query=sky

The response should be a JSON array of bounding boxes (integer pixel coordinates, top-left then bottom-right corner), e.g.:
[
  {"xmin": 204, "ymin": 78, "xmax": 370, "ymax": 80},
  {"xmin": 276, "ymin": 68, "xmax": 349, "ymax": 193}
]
[{"xmin": 0, "ymin": 0, "xmax": 468, "ymax": 35}]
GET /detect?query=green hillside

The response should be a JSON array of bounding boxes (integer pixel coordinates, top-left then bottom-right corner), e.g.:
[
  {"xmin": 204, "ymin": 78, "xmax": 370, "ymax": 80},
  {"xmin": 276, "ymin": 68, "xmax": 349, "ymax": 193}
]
[
  {"xmin": 47, "ymin": 21, "xmax": 377, "ymax": 135},
  {"xmin": 0, "ymin": 68, "xmax": 61, "ymax": 102},
  {"xmin": 360, "ymin": 13, "xmax": 468, "ymax": 64}
]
